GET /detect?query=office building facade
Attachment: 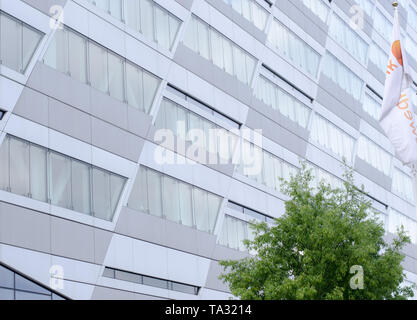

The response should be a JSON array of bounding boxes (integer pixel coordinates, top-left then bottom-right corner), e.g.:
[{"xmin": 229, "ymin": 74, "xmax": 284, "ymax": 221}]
[{"xmin": 0, "ymin": 0, "xmax": 417, "ymax": 299}]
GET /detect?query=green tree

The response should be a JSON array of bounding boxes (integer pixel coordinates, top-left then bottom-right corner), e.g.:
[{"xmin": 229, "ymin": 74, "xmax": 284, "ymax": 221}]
[{"xmin": 220, "ymin": 163, "xmax": 415, "ymax": 300}]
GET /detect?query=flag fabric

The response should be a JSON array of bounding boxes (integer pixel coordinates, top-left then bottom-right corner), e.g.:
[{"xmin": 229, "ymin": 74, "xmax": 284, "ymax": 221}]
[{"xmin": 379, "ymin": 7, "xmax": 417, "ymax": 164}]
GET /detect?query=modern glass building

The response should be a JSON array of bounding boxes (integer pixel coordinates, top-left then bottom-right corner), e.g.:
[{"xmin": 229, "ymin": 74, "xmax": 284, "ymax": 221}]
[{"xmin": 0, "ymin": 0, "xmax": 417, "ymax": 299}]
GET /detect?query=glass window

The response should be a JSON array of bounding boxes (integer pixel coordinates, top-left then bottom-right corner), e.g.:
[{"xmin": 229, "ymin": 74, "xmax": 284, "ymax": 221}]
[
  {"xmin": 110, "ymin": 174, "xmax": 125, "ymax": 214},
  {"xmin": 108, "ymin": 52, "xmax": 125, "ymax": 101},
  {"xmin": 147, "ymin": 169, "xmax": 163, "ymax": 217},
  {"xmin": 0, "ymin": 137, "xmax": 10, "ymax": 191},
  {"xmin": 143, "ymin": 276, "xmax": 168, "ymax": 289},
  {"xmin": 179, "ymin": 182, "xmax": 193, "ymax": 227},
  {"xmin": 92, "ymin": 168, "xmax": 112, "ymax": 220},
  {"xmin": 210, "ymin": 29, "xmax": 224, "ymax": 70},
  {"xmin": 124, "ymin": 0, "xmax": 139, "ymax": 31},
  {"xmin": 0, "ymin": 265, "xmax": 14, "ymax": 289},
  {"xmin": 1, "ymin": 13, "xmax": 23, "ymax": 73},
  {"xmin": 208, "ymin": 193, "xmax": 221, "ymax": 233},
  {"xmin": 68, "ymin": 31, "xmax": 87, "ymax": 83},
  {"xmin": 126, "ymin": 63, "xmax": 144, "ymax": 111},
  {"xmin": 9, "ymin": 138, "xmax": 30, "ymax": 197},
  {"xmin": 193, "ymin": 187, "xmax": 209, "ymax": 232},
  {"xmin": 49, "ymin": 152, "xmax": 72, "ymax": 209},
  {"xmin": 128, "ymin": 166, "xmax": 148, "ymax": 212},
  {"xmin": 15, "ymin": 274, "xmax": 50, "ymax": 295},
  {"xmin": 197, "ymin": 20, "xmax": 210, "ymax": 60},
  {"xmin": 89, "ymin": 42, "xmax": 108, "ymax": 94},
  {"xmin": 0, "ymin": 288, "xmax": 13, "ymax": 300},
  {"xmin": 44, "ymin": 27, "xmax": 68, "ymax": 74},
  {"xmin": 30, "ymin": 145, "xmax": 47, "ymax": 202},
  {"xmin": 22, "ymin": 24, "xmax": 42, "ymax": 72},
  {"xmin": 109, "ymin": 0, "xmax": 123, "ymax": 20},
  {"xmin": 163, "ymin": 176, "xmax": 181, "ymax": 223},
  {"xmin": 140, "ymin": 0, "xmax": 155, "ymax": 41},
  {"xmin": 71, "ymin": 160, "xmax": 91, "ymax": 215},
  {"xmin": 143, "ymin": 71, "xmax": 159, "ymax": 113},
  {"xmin": 155, "ymin": 6, "xmax": 170, "ymax": 49}
]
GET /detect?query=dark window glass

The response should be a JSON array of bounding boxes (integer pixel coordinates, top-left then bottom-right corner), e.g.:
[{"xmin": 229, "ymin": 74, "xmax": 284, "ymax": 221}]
[
  {"xmin": 115, "ymin": 270, "xmax": 142, "ymax": 284},
  {"xmin": 15, "ymin": 291, "xmax": 51, "ymax": 300},
  {"xmin": 15, "ymin": 274, "xmax": 50, "ymax": 295},
  {"xmin": 143, "ymin": 276, "xmax": 169, "ymax": 290},
  {"xmin": 0, "ymin": 288, "xmax": 14, "ymax": 300},
  {"xmin": 171, "ymin": 282, "xmax": 198, "ymax": 295},
  {"xmin": 0, "ymin": 265, "xmax": 14, "ymax": 289},
  {"xmin": 102, "ymin": 268, "xmax": 115, "ymax": 279}
]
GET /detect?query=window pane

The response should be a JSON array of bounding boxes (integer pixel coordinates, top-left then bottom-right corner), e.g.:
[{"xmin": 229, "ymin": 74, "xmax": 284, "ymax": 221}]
[
  {"xmin": 22, "ymin": 25, "xmax": 42, "ymax": 71},
  {"xmin": 71, "ymin": 160, "xmax": 91, "ymax": 215},
  {"xmin": 210, "ymin": 29, "xmax": 224, "ymax": 70},
  {"xmin": 207, "ymin": 193, "xmax": 221, "ymax": 233},
  {"xmin": 0, "ymin": 265, "xmax": 14, "ymax": 289},
  {"xmin": 155, "ymin": 6, "xmax": 170, "ymax": 49},
  {"xmin": 44, "ymin": 27, "xmax": 68, "ymax": 74},
  {"xmin": 0, "ymin": 137, "xmax": 10, "ymax": 191},
  {"xmin": 30, "ymin": 145, "xmax": 47, "ymax": 202},
  {"xmin": 1, "ymin": 14, "xmax": 23, "ymax": 72},
  {"xmin": 168, "ymin": 16, "xmax": 180, "ymax": 49},
  {"xmin": 143, "ymin": 276, "xmax": 168, "ymax": 289},
  {"xmin": 0, "ymin": 288, "xmax": 13, "ymax": 300},
  {"xmin": 179, "ymin": 182, "xmax": 193, "ymax": 227},
  {"xmin": 50, "ymin": 152, "xmax": 72, "ymax": 209},
  {"xmin": 9, "ymin": 138, "xmax": 30, "ymax": 197},
  {"xmin": 110, "ymin": 174, "xmax": 125, "ymax": 214},
  {"xmin": 143, "ymin": 71, "xmax": 159, "ymax": 113},
  {"xmin": 140, "ymin": 0, "xmax": 155, "ymax": 40},
  {"xmin": 15, "ymin": 291, "xmax": 51, "ymax": 300},
  {"xmin": 109, "ymin": 0, "xmax": 123, "ymax": 20},
  {"xmin": 193, "ymin": 188, "xmax": 209, "ymax": 232},
  {"xmin": 68, "ymin": 31, "xmax": 87, "ymax": 83},
  {"xmin": 223, "ymin": 38, "xmax": 234, "ymax": 75},
  {"xmin": 125, "ymin": 0, "xmax": 139, "ymax": 31},
  {"xmin": 15, "ymin": 274, "xmax": 50, "ymax": 295},
  {"xmin": 147, "ymin": 169, "xmax": 163, "ymax": 217},
  {"xmin": 162, "ymin": 176, "xmax": 180, "ymax": 223},
  {"xmin": 197, "ymin": 20, "xmax": 210, "ymax": 60},
  {"xmin": 108, "ymin": 52, "xmax": 125, "ymax": 101},
  {"xmin": 89, "ymin": 42, "xmax": 108, "ymax": 93},
  {"xmin": 128, "ymin": 166, "xmax": 148, "ymax": 212},
  {"xmin": 92, "ymin": 168, "xmax": 112, "ymax": 220},
  {"xmin": 126, "ymin": 63, "xmax": 144, "ymax": 110}
]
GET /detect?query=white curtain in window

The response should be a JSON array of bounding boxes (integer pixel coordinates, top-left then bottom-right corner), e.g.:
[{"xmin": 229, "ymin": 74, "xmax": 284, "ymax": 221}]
[
  {"xmin": 108, "ymin": 52, "xmax": 125, "ymax": 102},
  {"xmin": 89, "ymin": 42, "xmax": 108, "ymax": 94},
  {"xmin": 0, "ymin": 137, "xmax": 10, "ymax": 191},
  {"xmin": 30, "ymin": 145, "xmax": 47, "ymax": 202},
  {"xmin": 92, "ymin": 168, "xmax": 111, "ymax": 220},
  {"xmin": 68, "ymin": 32, "xmax": 87, "ymax": 84},
  {"xmin": 71, "ymin": 160, "xmax": 91, "ymax": 215},
  {"xmin": 50, "ymin": 152, "xmax": 72, "ymax": 209}
]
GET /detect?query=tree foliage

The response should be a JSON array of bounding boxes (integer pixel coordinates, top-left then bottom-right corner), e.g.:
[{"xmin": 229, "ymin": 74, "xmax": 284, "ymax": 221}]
[{"xmin": 220, "ymin": 163, "xmax": 415, "ymax": 300}]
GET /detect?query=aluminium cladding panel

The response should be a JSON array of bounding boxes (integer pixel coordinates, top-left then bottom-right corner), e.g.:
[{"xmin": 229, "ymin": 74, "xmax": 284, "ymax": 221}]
[
  {"xmin": 354, "ymin": 157, "xmax": 393, "ymax": 191},
  {"xmin": 205, "ymin": 0, "xmax": 268, "ymax": 44},
  {"xmin": 173, "ymin": 44, "xmax": 254, "ymax": 111},
  {"xmin": 333, "ymin": 0, "xmax": 373, "ymax": 38},
  {"xmin": 0, "ymin": 201, "xmax": 113, "ymax": 265},
  {"xmin": 91, "ymin": 286, "xmax": 168, "ymax": 300},
  {"xmin": 115, "ymin": 207, "xmax": 219, "ymax": 259},
  {"xmin": 146, "ymin": 127, "xmax": 237, "ymax": 178},
  {"xmin": 367, "ymin": 61, "xmax": 386, "ymax": 86},
  {"xmin": 377, "ymin": 0, "xmax": 408, "ymax": 29},
  {"xmin": 245, "ymin": 107, "xmax": 309, "ymax": 158},
  {"xmin": 19, "ymin": 0, "xmax": 68, "ymax": 15},
  {"xmin": 205, "ymin": 260, "xmax": 231, "ymax": 293},
  {"xmin": 316, "ymin": 74, "xmax": 362, "ymax": 130},
  {"xmin": 175, "ymin": 0, "xmax": 194, "ymax": 10},
  {"xmin": 276, "ymin": 0, "xmax": 329, "ymax": 47}
]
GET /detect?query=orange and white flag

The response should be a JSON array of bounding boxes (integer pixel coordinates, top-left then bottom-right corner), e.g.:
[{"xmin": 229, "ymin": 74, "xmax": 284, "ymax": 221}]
[{"xmin": 379, "ymin": 7, "xmax": 417, "ymax": 164}]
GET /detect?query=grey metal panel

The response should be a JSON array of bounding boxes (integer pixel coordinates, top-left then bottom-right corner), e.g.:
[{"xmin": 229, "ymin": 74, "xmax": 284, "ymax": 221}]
[
  {"xmin": 333, "ymin": 0, "xmax": 373, "ymax": 38},
  {"xmin": 367, "ymin": 61, "xmax": 385, "ymax": 85},
  {"xmin": 173, "ymin": 44, "xmax": 253, "ymax": 109},
  {"xmin": 48, "ymin": 98, "xmax": 92, "ymax": 144},
  {"xmin": 27, "ymin": 63, "xmax": 91, "ymax": 115},
  {"xmin": 205, "ymin": 260, "xmax": 230, "ymax": 293},
  {"xmin": 278, "ymin": 0, "xmax": 328, "ymax": 47},
  {"xmin": 50, "ymin": 216, "xmax": 95, "ymax": 263},
  {"xmin": 0, "ymin": 202, "xmax": 51, "ymax": 254},
  {"xmin": 211, "ymin": 244, "xmax": 250, "ymax": 262},
  {"xmin": 91, "ymin": 118, "xmax": 145, "ymax": 162},
  {"xmin": 205, "ymin": 0, "xmax": 268, "ymax": 44},
  {"xmin": 408, "ymin": 54, "xmax": 417, "ymax": 75},
  {"xmin": 94, "ymin": 229, "xmax": 113, "ymax": 265},
  {"xmin": 251, "ymin": 95, "xmax": 311, "ymax": 140},
  {"xmin": 316, "ymin": 74, "xmax": 361, "ymax": 130},
  {"xmin": 91, "ymin": 286, "xmax": 167, "ymax": 300},
  {"xmin": 377, "ymin": 0, "xmax": 408, "ymax": 29},
  {"xmin": 175, "ymin": 0, "xmax": 194, "ymax": 10},
  {"xmin": 20, "ymin": 0, "xmax": 68, "ymax": 15},
  {"xmin": 354, "ymin": 157, "xmax": 393, "ymax": 191},
  {"xmin": 127, "ymin": 106, "xmax": 153, "ymax": 138},
  {"xmin": 13, "ymin": 87, "xmax": 49, "ymax": 126},
  {"xmin": 245, "ymin": 108, "xmax": 308, "ymax": 158},
  {"xmin": 115, "ymin": 207, "xmax": 218, "ymax": 259},
  {"xmin": 359, "ymin": 109, "xmax": 386, "ymax": 135},
  {"xmin": 90, "ymin": 89, "xmax": 128, "ymax": 131}
]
